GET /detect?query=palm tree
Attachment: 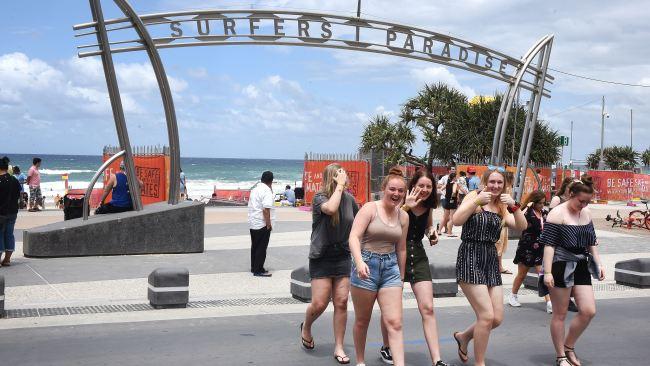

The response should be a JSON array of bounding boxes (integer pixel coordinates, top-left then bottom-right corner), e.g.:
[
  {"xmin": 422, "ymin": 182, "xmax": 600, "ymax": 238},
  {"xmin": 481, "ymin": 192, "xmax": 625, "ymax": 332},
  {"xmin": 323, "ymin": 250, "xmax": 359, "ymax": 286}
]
[{"xmin": 642, "ymin": 147, "xmax": 650, "ymax": 166}]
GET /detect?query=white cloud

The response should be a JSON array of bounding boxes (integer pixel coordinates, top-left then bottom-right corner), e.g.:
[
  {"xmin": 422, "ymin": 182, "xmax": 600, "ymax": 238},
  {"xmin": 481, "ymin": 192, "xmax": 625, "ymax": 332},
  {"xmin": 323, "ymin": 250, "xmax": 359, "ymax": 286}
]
[{"xmin": 410, "ymin": 67, "xmax": 477, "ymax": 98}]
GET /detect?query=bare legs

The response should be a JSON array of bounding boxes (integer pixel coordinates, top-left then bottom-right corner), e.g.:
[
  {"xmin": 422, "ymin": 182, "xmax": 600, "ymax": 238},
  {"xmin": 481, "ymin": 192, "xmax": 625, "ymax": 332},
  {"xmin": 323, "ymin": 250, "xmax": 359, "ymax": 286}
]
[
  {"xmin": 549, "ymin": 285, "xmax": 596, "ymax": 366},
  {"xmin": 454, "ymin": 284, "xmax": 503, "ymax": 366},
  {"xmin": 302, "ymin": 277, "xmax": 350, "ymax": 359},
  {"xmin": 512, "ymin": 264, "xmax": 550, "ymax": 302},
  {"xmin": 440, "ymin": 209, "xmax": 450, "ymax": 234},
  {"xmin": 352, "ymin": 286, "xmax": 404, "ymax": 366},
  {"xmin": 412, "ymin": 281, "xmax": 443, "ymax": 363},
  {"xmin": 446, "ymin": 209, "xmax": 457, "ymax": 235}
]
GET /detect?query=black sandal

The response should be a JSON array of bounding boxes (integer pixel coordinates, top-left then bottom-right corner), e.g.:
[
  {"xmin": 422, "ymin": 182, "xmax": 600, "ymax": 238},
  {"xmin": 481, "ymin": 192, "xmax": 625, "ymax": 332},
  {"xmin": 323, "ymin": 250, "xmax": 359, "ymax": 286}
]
[
  {"xmin": 333, "ymin": 354, "xmax": 350, "ymax": 364},
  {"xmin": 556, "ymin": 356, "xmax": 574, "ymax": 366},
  {"xmin": 299, "ymin": 323, "xmax": 314, "ymax": 350},
  {"xmin": 453, "ymin": 331, "xmax": 468, "ymax": 363},
  {"xmin": 564, "ymin": 345, "xmax": 580, "ymax": 366}
]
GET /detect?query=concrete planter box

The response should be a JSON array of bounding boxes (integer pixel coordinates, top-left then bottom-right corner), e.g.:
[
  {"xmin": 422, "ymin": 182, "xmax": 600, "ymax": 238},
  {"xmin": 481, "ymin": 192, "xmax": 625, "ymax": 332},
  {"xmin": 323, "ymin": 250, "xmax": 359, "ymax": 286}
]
[
  {"xmin": 23, "ymin": 201, "xmax": 204, "ymax": 257},
  {"xmin": 615, "ymin": 258, "xmax": 650, "ymax": 288}
]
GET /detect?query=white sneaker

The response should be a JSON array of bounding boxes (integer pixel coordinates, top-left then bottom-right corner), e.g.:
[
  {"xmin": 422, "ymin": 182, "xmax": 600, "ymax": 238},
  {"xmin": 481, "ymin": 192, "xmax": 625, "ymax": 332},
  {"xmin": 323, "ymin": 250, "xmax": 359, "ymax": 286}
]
[
  {"xmin": 546, "ymin": 301, "xmax": 553, "ymax": 314},
  {"xmin": 508, "ymin": 293, "xmax": 521, "ymax": 307}
]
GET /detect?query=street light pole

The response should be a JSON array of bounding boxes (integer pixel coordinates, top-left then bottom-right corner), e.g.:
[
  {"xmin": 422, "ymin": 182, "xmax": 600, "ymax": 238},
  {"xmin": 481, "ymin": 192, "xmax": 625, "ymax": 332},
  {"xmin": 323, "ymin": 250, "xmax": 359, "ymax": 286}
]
[
  {"xmin": 570, "ymin": 120, "xmax": 573, "ymax": 167},
  {"xmin": 598, "ymin": 96, "xmax": 605, "ymax": 170},
  {"xmin": 630, "ymin": 109, "xmax": 633, "ymax": 149}
]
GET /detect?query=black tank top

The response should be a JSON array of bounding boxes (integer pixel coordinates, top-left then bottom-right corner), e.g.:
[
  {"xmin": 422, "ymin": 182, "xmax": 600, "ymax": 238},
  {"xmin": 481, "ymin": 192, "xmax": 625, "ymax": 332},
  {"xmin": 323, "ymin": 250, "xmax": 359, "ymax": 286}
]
[{"xmin": 407, "ymin": 209, "xmax": 430, "ymax": 242}]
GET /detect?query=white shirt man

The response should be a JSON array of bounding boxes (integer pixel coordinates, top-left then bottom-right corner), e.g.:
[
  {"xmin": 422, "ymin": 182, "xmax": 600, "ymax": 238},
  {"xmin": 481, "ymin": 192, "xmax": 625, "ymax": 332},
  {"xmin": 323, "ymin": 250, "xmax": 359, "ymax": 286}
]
[{"xmin": 247, "ymin": 171, "xmax": 275, "ymax": 277}]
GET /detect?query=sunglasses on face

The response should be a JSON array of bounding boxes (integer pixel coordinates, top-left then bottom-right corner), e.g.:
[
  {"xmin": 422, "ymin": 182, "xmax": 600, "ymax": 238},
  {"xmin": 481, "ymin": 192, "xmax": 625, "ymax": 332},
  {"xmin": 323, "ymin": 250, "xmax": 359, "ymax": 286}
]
[{"xmin": 487, "ymin": 165, "xmax": 506, "ymax": 172}]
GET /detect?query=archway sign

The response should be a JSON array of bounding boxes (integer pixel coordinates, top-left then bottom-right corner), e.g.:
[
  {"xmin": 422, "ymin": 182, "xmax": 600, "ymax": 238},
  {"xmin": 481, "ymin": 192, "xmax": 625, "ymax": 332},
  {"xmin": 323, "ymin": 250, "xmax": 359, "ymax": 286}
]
[{"xmin": 74, "ymin": 0, "xmax": 554, "ymax": 204}]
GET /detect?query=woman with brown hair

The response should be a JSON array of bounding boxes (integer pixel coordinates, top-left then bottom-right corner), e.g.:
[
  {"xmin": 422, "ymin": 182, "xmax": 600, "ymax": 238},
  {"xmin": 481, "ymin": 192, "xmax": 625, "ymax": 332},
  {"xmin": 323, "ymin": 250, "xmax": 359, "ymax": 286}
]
[
  {"xmin": 550, "ymin": 177, "xmax": 574, "ymax": 209},
  {"xmin": 300, "ymin": 163, "xmax": 358, "ymax": 364},
  {"xmin": 377, "ymin": 168, "xmax": 449, "ymax": 366},
  {"xmin": 508, "ymin": 190, "xmax": 552, "ymax": 313},
  {"xmin": 451, "ymin": 168, "xmax": 527, "ymax": 366},
  {"xmin": 349, "ymin": 167, "xmax": 409, "ymax": 366},
  {"xmin": 540, "ymin": 175, "xmax": 605, "ymax": 366}
]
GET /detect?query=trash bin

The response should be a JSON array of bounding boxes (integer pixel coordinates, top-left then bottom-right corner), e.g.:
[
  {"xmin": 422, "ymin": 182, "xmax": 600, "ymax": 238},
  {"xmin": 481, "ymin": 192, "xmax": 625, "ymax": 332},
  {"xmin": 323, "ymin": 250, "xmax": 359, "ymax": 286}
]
[{"xmin": 64, "ymin": 193, "xmax": 86, "ymax": 220}]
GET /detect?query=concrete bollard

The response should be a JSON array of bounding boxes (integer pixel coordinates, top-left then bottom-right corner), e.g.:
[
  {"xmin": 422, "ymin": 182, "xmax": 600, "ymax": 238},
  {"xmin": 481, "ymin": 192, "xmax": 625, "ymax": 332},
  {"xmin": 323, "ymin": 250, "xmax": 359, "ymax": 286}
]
[
  {"xmin": 148, "ymin": 267, "xmax": 189, "ymax": 309},
  {"xmin": 0, "ymin": 275, "xmax": 4, "ymax": 318},
  {"xmin": 290, "ymin": 265, "xmax": 311, "ymax": 303},
  {"xmin": 615, "ymin": 258, "xmax": 650, "ymax": 288},
  {"xmin": 523, "ymin": 267, "xmax": 539, "ymax": 290},
  {"xmin": 429, "ymin": 262, "xmax": 458, "ymax": 297}
]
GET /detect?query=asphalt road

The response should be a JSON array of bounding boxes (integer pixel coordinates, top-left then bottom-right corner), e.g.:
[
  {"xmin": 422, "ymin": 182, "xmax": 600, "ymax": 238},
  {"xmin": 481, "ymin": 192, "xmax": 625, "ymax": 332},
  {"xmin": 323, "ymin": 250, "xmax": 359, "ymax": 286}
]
[{"xmin": 0, "ymin": 297, "xmax": 647, "ymax": 366}]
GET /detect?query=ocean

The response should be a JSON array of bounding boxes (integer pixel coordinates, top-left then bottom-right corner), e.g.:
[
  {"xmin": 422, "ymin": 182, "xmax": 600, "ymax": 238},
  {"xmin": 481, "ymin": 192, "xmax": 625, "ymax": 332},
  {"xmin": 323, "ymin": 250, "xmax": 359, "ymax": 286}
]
[{"xmin": 2, "ymin": 153, "xmax": 304, "ymax": 200}]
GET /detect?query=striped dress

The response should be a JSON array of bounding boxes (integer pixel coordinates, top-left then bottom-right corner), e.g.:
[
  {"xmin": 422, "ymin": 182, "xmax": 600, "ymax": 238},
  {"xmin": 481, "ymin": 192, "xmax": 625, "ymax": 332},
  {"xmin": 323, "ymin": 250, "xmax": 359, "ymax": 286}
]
[{"xmin": 456, "ymin": 210, "xmax": 503, "ymax": 287}]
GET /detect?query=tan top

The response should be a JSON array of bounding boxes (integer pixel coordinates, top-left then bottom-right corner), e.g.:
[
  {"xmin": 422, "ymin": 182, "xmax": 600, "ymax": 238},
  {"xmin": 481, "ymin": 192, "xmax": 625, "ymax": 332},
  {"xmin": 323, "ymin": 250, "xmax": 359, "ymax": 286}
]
[{"xmin": 361, "ymin": 202, "xmax": 402, "ymax": 254}]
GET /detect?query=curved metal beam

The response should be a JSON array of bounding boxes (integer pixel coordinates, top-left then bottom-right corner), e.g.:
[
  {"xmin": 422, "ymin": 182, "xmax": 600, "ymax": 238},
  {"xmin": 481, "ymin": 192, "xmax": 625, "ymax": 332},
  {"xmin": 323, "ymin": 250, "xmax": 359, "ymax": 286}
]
[
  {"xmin": 495, "ymin": 35, "xmax": 552, "ymax": 164},
  {"xmin": 89, "ymin": 0, "xmax": 142, "ymax": 213},
  {"xmin": 83, "ymin": 149, "xmax": 125, "ymax": 220},
  {"xmin": 112, "ymin": 0, "xmax": 181, "ymax": 204}
]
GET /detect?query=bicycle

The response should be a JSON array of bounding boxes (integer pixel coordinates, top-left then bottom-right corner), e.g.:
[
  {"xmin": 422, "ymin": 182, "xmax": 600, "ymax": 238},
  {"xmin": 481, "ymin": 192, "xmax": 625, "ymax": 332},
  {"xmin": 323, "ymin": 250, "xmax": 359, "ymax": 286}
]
[
  {"xmin": 605, "ymin": 210, "xmax": 633, "ymax": 229},
  {"xmin": 628, "ymin": 200, "xmax": 650, "ymax": 230}
]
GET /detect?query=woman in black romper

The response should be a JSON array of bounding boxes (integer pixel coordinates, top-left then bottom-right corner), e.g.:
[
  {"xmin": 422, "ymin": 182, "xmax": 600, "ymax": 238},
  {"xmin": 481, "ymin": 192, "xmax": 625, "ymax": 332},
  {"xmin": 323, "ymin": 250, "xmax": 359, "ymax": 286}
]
[
  {"xmin": 540, "ymin": 176, "xmax": 605, "ymax": 366},
  {"xmin": 451, "ymin": 168, "xmax": 527, "ymax": 366}
]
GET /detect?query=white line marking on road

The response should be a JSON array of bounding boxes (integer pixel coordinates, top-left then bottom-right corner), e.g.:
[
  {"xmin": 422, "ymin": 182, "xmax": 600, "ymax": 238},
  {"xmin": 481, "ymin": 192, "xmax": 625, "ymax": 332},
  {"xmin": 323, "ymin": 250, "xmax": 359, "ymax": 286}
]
[{"xmin": 24, "ymin": 263, "xmax": 68, "ymax": 300}]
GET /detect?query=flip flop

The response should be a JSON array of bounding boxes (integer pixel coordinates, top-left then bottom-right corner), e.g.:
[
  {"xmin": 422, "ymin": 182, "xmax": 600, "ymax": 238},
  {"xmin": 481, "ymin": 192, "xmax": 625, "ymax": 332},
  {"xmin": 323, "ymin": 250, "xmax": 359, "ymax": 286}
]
[
  {"xmin": 453, "ymin": 331, "xmax": 468, "ymax": 363},
  {"xmin": 1, "ymin": 262, "xmax": 10, "ymax": 267},
  {"xmin": 299, "ymin": 322, "xmax": 314, "ymax": 350},
  {"xmin": 333, "ymin": 355, "xmax": 350, "ymax": 364},
  {"xmin": 500, "ymin": 269, "xmax": 513, "ymax": 274}
]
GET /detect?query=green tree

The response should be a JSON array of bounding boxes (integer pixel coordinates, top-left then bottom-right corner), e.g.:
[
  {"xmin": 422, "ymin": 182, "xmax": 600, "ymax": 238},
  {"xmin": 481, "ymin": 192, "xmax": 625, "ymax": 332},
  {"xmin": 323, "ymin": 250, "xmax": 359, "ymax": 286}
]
[
  {"xmin": 586, "ymin": 146, "xmax": 639, "ymax": 170},
  {"xmin": 360, "ymin": 83, "xmax": 561, "ymax": 168},
  {"xmin": 360, "ymin": 114, "xmax": 418, "ymax": 167},
  {"xmin": 642, "ymin": 147, "xmax": 650, "ymax": 166},
  {"xmin": 399, "ymin": 82, "xmax": 468, "ymax": 169}
]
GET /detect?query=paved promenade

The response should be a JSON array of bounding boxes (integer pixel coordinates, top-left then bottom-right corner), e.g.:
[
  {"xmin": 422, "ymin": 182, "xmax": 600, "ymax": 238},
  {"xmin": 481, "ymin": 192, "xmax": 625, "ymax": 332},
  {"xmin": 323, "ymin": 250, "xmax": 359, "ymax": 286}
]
[{"xmin": 1, "ymin": 204, "xmax": 649, "ymax": 365}]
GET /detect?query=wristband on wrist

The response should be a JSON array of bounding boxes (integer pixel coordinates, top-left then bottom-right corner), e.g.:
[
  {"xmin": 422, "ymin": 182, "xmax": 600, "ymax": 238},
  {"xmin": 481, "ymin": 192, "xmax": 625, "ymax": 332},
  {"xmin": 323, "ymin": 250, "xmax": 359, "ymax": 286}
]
[
  {"xmin": 473, "ymin": 199, "xmax": 483, "ymax": 206},
  {"xmin": 507, "ymin": 201, "xmax": 521, "ymax": 213},
  {"xmin": 544, "ymin": 272, "xmax": 552, "ymax": 275},
  {"xmin": 401, "ymin": 204, "xmax": 411, "ymax": 212}
]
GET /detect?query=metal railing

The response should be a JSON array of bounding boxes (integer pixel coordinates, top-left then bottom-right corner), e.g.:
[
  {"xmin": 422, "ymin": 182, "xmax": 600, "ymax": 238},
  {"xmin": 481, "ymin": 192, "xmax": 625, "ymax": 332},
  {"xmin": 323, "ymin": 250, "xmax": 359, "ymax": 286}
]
[{"xmin": 83, "ymin": 150, "xmax": 125, "ymax": 220}]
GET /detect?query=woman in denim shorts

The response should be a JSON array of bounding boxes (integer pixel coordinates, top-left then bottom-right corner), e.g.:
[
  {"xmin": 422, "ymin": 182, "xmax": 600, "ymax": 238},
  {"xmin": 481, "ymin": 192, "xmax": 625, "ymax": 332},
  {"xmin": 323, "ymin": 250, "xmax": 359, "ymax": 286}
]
[
  {"xmin": 349, "ymin": 167, "xmax": 409, "ymax": 366},
  {"xmin": 378, "ymin": 168, "xmax": 449, "ymax": 366}
]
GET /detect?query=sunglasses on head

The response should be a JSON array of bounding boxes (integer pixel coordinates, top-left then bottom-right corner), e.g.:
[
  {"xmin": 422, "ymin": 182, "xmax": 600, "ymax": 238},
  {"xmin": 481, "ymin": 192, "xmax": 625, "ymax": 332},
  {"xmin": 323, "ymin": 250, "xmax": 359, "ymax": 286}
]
[{"xmin": 487, "ymin": 165, "xmax": 506, "ymax": 172}]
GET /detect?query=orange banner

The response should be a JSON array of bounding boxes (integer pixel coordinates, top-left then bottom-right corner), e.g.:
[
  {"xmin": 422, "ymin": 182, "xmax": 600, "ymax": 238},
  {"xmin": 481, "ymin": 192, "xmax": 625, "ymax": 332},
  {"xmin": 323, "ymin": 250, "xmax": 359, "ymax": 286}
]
[
  {"xmin": 102, "ymin": 154, "xmax": 169, "ymax": 205},
  {"xmin": 588, "ymin": 170, "xmax": 650, "ymax": 201},
  {"xmin": 303, "ymin": 160, "xmax": 370, "ymax": 206}
]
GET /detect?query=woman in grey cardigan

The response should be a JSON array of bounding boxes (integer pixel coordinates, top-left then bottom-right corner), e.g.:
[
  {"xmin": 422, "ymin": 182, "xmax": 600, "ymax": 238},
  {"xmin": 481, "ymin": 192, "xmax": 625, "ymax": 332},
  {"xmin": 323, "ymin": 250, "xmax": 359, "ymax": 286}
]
[{"xmin": 300, "ymin": 163, "xmax": 358, "ymax": 364}]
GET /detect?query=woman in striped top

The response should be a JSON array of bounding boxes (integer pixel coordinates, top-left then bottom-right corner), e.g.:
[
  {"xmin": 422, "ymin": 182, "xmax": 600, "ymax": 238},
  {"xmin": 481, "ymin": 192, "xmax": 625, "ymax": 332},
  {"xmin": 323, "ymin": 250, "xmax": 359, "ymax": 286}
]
[
  {"xmin": 451, "ymin": 168, "xmax": 527, "ymax": 366},
  {"xmin": 540, "ymin": 176, "xmax": 605, "ymax": 366}
]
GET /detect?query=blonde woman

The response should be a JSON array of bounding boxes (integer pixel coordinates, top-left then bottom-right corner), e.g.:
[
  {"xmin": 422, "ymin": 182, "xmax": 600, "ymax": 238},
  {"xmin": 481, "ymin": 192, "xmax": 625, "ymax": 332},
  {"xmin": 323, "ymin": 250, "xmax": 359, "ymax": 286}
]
[
  {"xmin": 452, "ymin": 167, "xmax": 527, "ymax": 366},
  {"xmin": 349, "ymin": 167, "xmax": 409, "ymax": 366},
  {"xmin": 300, "ymin": 164, "xmax": 358, "ymax": 364}
]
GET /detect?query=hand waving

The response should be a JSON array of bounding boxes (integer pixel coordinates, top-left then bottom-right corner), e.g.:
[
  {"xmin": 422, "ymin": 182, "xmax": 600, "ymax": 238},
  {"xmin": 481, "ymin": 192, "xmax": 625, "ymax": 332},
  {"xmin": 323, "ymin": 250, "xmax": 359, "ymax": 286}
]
[{"xmin": 405, "ymin": 186, "xmax": 423, "ymax": 208}]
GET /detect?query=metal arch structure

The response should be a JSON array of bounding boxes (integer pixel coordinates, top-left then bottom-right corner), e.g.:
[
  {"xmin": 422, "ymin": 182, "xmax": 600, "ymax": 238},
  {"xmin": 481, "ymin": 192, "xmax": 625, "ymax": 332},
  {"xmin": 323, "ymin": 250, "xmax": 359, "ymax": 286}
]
[{"xmin": 74, "ymin": 2, "xmax": 555, "ymax": 204}]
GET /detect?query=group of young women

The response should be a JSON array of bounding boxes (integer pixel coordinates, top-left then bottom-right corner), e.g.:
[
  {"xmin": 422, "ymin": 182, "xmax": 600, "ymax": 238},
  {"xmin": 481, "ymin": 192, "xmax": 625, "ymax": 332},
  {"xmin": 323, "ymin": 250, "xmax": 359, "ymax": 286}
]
[{"xmin": 300, "ymin": 163, "xmax": 603, "ymax": 366}]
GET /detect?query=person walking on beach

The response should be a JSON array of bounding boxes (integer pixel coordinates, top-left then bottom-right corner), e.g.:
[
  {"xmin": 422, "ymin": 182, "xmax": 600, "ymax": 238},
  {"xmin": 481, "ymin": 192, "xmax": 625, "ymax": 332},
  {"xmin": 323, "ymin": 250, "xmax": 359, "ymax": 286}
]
[
  {"xmin": 349, "ymin": 167, "xmax": 408, "ymax": 366},
  {"xmin": 437, "ymin": 165, "xmax": 456, "ymax": 235},
  {"xmin": 179, "ymin": 168, "xmax": 187, "ymax": 200},
  {"xmin": 467, "ymin": 167, "xmax": 480, "ymax": 192},
  {"xmin": 0, "ymin": 158, "xmax": 21, "ymax": 266},
  {"xmin": 442, "ymin": 172, "xmax": 459, "ymax": 237},
  {"xmin": 550, "ymin": 176, "xmax": 580, "ymax": 313},
  {"xmin": 539, "ymin": 175, "xmax": 604, "ymax": 366},
  {"xmin": 27, "ymin": 157, "xmax": 42, "ymax": 212},
  {"xmin": 248, "ymin": 171, "xmax": 275, "ymax": 277},
  {"xmin": 95, "ymin": 162, "xmax": 143, "ymax": 214},
  {"xmin": 300, "ymin": 164, "xmax": 358, "ymax": 364},
  {"xmin": 378, "ymin": 168, "xmax": 449, "ymax": 366},
  {"xmin": 12, "ymin": 166, "xmax": 27, "ymax": 209},
  {"xmin": 508, "ymin": 190, "xmax": 553, "ymax": 313},
  {"xmin": 451, "ymin": 167, "xmax": 527, "ymax": 366}
]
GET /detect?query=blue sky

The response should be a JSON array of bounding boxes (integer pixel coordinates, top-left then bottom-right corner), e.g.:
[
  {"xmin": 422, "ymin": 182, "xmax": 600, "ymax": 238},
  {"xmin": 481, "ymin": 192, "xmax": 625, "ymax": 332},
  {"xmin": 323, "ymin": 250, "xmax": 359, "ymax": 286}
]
[{"xmin": 1, "ymin": 0, "xmax": 649, "ymax": 161}]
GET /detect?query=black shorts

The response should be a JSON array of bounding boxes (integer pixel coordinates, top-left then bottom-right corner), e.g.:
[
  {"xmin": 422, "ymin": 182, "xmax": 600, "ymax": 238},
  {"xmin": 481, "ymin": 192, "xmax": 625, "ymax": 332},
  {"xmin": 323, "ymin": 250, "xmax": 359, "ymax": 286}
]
[{"xmin": 552, "ymin": 260, "xmax": 592, "ymax": 287}]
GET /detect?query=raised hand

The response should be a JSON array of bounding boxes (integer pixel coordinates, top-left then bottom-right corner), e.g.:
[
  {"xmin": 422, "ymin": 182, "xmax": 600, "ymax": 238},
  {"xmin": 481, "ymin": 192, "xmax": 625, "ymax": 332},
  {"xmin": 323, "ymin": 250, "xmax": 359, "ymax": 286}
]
[
  {"xmin": 475, "ymin": 190, "xmax": 492, "ymax": 206},
  {"xmin": 334, "ymin": 168, "xmax": 348, "ymax": 187},
  {"xmin": 405, "ymin": 186, "xmax": 423, "ymax": 208},
  {"xmin": 500, "ymin": 193, "xmax": 516, "ymax": 207}
]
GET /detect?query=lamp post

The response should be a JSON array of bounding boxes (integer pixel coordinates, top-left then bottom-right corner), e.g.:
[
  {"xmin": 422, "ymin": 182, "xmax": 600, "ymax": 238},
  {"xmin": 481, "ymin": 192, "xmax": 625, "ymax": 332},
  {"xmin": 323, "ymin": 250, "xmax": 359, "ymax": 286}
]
[{"xmin": 597, "ymin": 96, "xmax": 609, "ymax": 170}]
